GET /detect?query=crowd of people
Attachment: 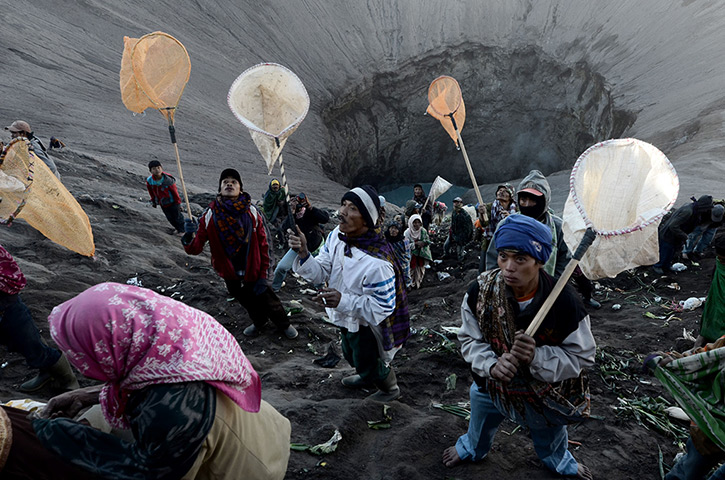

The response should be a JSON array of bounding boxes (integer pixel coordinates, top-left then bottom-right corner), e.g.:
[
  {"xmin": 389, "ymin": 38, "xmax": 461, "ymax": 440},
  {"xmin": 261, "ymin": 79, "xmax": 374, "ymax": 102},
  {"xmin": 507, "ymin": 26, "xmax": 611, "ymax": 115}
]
[{"xmin": 0, "ymin": 121, "xmax": 723, "ymax": 479}]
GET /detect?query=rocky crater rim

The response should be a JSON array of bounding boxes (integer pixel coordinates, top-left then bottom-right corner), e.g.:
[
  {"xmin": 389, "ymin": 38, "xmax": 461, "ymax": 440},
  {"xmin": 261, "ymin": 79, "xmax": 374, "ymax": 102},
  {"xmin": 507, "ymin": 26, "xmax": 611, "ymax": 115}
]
[{"xmin": 320, "ymin": 43, "xmax": 636, "ymax": 189}]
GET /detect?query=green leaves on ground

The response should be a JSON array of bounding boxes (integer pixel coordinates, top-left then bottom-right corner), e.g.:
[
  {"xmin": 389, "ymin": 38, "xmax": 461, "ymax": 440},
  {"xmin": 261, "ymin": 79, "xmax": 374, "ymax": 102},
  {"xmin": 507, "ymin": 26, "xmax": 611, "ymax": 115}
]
[
  {"xmin": 290, "ymin": 429, "xmax": 343, "ymax": 455},
  {"xmin": 433, "ymin": 401, "xmax": 471, "ymax": 420},
  {"xmin": 367, "ymin": 405, "xmax": 392, "ymax": 430}
]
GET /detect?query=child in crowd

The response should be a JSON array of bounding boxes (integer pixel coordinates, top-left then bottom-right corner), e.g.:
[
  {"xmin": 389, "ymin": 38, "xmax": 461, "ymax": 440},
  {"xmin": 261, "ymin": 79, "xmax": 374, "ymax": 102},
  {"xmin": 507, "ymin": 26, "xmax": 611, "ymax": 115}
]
[
  {"xmin": 405, "ymin": 214, "xmax": 432, "ymax": 289},
  {"xmin": 146, "ymin": 160, "xmax": 185, "ymax": 234}
]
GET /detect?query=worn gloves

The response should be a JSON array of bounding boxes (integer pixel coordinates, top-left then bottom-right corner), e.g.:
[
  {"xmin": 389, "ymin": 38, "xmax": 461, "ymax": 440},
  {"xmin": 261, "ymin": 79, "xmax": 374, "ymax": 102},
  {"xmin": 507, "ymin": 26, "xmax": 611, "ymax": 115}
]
[{"xmin": 184, "ymin": 218, "xmax": 198, "ymax": 234}]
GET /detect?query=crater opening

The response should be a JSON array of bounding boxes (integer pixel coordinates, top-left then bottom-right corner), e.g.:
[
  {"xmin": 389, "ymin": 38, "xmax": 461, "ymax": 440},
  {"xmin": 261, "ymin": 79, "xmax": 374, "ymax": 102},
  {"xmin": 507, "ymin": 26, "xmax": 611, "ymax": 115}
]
[{"xmin": 321, "ymin": 43, "xmax": 636, "ymax": 191}]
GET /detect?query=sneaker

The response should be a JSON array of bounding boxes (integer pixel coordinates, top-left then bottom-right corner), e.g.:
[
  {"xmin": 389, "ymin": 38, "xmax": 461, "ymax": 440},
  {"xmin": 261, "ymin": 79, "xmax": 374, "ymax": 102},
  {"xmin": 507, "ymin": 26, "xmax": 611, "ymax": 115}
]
[
  {"xmin": 243, "ymin": 324, "xmax": 260, "ymax": 337},
  {"xmin": 283, "ymin": 325, "xmax": 298, "ymax": 339},
  {"xmin": 689, "ymin": 252, "xmax": 702, "ymax": 262},
  {"xmin": 652, "ymin": 266, "xmax": 664, "ymax": 275}
]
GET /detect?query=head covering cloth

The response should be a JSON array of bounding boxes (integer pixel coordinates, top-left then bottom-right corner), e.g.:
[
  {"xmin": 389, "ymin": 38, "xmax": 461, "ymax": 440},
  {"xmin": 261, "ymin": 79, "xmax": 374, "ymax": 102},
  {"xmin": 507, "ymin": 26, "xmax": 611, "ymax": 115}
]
[
  {"xmin": 48, "ymin": 282, "xmax": 261, "ymax": 428},
  {"xmin": 407, "ymin": 214, "xmax": 423, "ymax": 240},
  {"xmin": 341, "ymin": 185, "xmax": 380, "ymax": 228},
  {"xmin": 494, "ymin": 214, "xmax": 553, "ymax": 264}
]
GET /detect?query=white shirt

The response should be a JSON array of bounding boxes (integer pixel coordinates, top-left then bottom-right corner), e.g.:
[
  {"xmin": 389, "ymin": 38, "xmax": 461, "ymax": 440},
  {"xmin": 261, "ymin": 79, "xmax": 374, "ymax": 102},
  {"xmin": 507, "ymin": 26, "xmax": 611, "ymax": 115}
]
[{"xmin": 293, "ymin": 227, "xmax": 396, "ymax": 333}]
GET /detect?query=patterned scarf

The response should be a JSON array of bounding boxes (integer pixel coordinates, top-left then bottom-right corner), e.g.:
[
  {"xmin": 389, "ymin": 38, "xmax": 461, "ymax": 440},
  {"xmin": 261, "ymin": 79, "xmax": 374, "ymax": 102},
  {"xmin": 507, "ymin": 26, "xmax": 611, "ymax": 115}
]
[
  {"xmin": 48, "ymin": 282, "xmax": 261, "ymax": 428},
  {"xmin": 212, "ymin": 193, "xmax": 253, "ymax": 258},
  {"xmin": 484, "ymin": 199, "xmax": 518, "ymax": 238},
  {"xmin": 476, "ymin": 269, "xmax": 590, "ymax": 426},
  {"xmin": 0, "ymin": 245, "xmax": 26, "ymax": 295},
  {"xmin": 339, "ymin": 229, "xmax": 411, "ymax": 350}
]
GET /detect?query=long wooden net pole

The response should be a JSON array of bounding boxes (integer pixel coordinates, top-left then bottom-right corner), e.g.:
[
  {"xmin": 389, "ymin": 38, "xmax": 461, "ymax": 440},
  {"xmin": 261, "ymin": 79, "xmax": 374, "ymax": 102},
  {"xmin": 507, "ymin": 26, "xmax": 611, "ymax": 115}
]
[{"xmin": 165, "ymin": 110, "xmax": 192, "ymax": 220}]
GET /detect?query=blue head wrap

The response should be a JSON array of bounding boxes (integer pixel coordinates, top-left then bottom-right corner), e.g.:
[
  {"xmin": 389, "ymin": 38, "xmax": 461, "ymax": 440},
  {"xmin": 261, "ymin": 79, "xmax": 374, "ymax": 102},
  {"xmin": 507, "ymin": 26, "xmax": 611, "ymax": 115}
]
[{"xmin": 494, "ymin": 214, "xmax": 553, "ymax": 264}]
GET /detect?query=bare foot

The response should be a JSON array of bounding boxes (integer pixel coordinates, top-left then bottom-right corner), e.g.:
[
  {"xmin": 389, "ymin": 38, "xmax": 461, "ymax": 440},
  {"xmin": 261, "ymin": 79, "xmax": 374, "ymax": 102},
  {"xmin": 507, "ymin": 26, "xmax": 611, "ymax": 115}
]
[
  {"xmin": 576, "ymin": 464, "xmax": 593, "ymax": 480},
  {"xmin": 442, "ymin": 446, "xmax": 465, "ymax": 467}
]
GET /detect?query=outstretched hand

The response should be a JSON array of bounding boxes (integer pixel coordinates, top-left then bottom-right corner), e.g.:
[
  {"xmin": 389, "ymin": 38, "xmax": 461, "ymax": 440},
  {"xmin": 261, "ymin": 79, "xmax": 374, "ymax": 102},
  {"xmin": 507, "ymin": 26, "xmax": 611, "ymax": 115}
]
[{"xmin": 288, "ymin": 226, "xmax": 309, "ymax": 259}]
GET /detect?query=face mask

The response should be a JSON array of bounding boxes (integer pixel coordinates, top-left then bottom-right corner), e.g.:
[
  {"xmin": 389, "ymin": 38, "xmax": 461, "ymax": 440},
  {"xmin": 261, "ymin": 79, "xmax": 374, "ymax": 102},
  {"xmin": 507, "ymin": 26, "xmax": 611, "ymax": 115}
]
[{"xmin": 519, "ymin": 200, "xmax": 546, "ymax": 220}]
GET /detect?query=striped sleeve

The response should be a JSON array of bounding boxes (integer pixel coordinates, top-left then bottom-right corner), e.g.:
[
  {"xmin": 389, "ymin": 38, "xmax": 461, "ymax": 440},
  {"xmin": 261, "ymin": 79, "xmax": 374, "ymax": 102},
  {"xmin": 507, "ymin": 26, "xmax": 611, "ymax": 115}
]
[{"xmin": 336, "ymin": 260, "xmax": 395, "ymax": 326}]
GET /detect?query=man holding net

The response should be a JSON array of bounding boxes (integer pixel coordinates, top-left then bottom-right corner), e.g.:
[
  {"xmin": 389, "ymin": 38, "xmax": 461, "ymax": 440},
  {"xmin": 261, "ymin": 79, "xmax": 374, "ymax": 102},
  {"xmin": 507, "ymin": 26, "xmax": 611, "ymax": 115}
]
[
  {"xmin": 182, "ymin": 168, "xmax": 298, "ymax": 340},
  {"xmin": 443, "ymin": 214, "xmax": 595, "ymax": 479}
]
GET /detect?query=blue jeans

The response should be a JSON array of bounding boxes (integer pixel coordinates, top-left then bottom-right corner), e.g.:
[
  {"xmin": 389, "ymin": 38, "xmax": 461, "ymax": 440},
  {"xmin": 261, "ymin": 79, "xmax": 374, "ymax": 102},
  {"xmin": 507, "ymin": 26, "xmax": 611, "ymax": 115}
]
[
  {"xmin": 272, "ymin": 239, "xmax": 324, "ymax": 292},
  {"xmin": 683, "ymin": 225, "xmax": 718, "ymax": 255},
  {"xmin": 665, "ymin": 437, "xmax": 725, "ymax": 479},
  {"xmin": 271, "ymin": 248, "xmax": 298, "ymax": 291},
  {"xmin": 455, "ymin": 382, "xmax": 579, "ymax": 476},
  {"xmin": 0, "ymin": 296, "xmax": 60, "ymax": 369}
]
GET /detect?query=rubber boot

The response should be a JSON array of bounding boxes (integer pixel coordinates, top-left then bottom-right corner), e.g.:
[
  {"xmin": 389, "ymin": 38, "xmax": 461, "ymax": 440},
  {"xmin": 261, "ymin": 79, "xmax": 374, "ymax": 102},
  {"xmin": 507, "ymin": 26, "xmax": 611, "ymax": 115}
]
[
  {"xmin": 20, "ymin": 353, "xmax": 80, "ymax": 393},
  {"xmin": 341, "ymin": 374, "xmax": 373, "ymax": 389},
  {"xmin": 367, "ymin": 369, "xmax": 401, "ymax": 402}
]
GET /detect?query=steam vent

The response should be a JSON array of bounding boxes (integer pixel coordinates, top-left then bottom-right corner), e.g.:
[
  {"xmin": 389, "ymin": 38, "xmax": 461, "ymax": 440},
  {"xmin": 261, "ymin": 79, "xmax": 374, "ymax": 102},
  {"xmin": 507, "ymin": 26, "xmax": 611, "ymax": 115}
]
[{"xmin": 3, "ymin": 0, "xmax": 724, "ymax": 201}]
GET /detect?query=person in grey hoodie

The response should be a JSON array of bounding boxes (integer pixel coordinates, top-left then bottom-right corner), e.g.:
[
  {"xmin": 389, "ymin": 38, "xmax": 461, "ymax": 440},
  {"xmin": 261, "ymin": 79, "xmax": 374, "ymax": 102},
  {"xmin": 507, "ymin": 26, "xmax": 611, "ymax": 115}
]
[{"xmin": 484, "ymin": 170, "xmax": 600, "ymax": 309}]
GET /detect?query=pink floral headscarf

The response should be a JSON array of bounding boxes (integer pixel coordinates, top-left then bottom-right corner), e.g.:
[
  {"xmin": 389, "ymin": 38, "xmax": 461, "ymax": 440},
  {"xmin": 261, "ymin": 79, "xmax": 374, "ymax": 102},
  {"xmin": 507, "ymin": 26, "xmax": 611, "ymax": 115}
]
[
  {"xmin": 0, "ymin": 245, "xmax": 26, "ymax": 295},
  {"xmin": 48, "ymin": 282, "xmax": 261, "ymax": 428}
]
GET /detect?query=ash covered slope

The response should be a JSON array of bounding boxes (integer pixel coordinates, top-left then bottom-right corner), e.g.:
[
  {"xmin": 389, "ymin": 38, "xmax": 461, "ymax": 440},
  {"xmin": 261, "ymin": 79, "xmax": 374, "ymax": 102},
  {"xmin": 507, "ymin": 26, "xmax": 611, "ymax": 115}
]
[{"xmin": 0, "ymin": 0, "xmax": 723, "ymax": 201}]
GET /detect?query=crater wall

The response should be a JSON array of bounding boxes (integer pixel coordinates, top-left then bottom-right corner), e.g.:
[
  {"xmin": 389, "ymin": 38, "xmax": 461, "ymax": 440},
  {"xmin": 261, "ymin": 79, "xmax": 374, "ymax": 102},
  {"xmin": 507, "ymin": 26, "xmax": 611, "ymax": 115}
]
[{"xmin": 1, "ymin": 1, "xmax": 723, "ymax": 204}]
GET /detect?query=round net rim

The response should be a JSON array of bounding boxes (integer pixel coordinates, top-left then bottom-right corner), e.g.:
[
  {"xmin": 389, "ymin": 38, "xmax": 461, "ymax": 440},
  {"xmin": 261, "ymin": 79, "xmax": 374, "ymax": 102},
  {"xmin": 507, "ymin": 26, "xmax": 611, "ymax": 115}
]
[
  {"xmin": 427, "ymin": 75, "xmax": 462, "ymax": 117},
  {"xmin": 130, "ymin": 31, "xmax": 191, "ymax": 113},
  {"xmin": 227, "ymin": 62, "xmax": 310, "ymax": 139},
  {"xmin": 568, "ymin": 138, "xmax": 679, "ymax": 237}
]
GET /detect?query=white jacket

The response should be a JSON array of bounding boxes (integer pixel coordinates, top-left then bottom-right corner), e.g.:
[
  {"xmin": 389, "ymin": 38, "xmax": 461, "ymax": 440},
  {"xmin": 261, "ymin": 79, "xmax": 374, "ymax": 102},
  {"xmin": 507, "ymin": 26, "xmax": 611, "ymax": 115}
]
[{"xmin": 293, "ymin": 227, "xmax": 396, "ymax": 333}]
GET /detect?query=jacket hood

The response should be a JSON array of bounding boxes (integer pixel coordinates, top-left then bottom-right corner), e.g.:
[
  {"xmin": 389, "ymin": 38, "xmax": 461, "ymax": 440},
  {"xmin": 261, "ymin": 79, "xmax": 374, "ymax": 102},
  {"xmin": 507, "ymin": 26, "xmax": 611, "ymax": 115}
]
[
  {"xmin": 694, "ymin": 194, "xmax": 713, "ymax": 211},
  {"xmin": 517, "ymin": 169, "xmax": 551, "ymax": 211}
]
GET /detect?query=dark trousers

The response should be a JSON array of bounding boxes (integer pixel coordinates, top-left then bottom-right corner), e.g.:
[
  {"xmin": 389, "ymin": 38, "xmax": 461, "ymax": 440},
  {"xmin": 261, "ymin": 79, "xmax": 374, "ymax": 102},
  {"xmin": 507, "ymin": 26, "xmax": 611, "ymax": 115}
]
[
  {"xmin": 0, "ymin": 296, "xmax": 60, "ymax": 370},
  {"xmin": 162, "ymin": 203, "xmax": 185, "ymax": 232},
  {"xmin": 422, "ymin": 211, "xmax": 432, "ymax": 230},
  {"xmin": 225, "ymin": 279, "xmax": 289, "ymax": 330},
  {"xmin": 571, "ymin": 266, "xmax": 594, "ymax": 301},
  {"xmin": 340, "ymin": 326, "xmax": 389, "ymax": 383},
  {"xmin": 654, "ymin": 239, "xmax": 679, "ymax": 270}
]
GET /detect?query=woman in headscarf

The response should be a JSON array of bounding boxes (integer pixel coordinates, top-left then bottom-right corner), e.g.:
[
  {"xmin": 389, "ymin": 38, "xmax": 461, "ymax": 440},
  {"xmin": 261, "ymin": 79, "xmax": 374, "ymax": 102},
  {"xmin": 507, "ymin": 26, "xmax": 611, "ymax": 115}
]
[
  {"xmin": 385, "ymin": 220, "xmax": 412, "ymax": 289},
  {"xmin": 31, "ymin": 282, "xmax": 291, "ymax": 480},
  {"xmin": 404, "ymin": 214, "xmax": 433, "ymax": 289},
  {"xmin": 261, "ymin": 178, "xmax": 287, "ymax": 224}
]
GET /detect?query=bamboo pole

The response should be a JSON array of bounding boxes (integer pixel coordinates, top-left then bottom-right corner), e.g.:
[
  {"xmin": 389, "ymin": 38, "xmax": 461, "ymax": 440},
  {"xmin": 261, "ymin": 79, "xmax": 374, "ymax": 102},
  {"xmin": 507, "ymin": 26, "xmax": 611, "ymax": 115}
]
[
  {"xmin": 448, "ymin": 114, "xmax": 485, "ymax": 217},
  {"xmin": 524, "ymin": 228, "xmax": 596, "ymax": 336},
  {"xmin": 165, "ymin": 112, "xmax": 192, "ymax": 220}
]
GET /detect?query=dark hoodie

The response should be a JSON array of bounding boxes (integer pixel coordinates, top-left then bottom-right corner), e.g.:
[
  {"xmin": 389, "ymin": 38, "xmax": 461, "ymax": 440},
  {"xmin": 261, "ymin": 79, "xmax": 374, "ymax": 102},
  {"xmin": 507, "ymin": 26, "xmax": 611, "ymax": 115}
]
[
  {"xmin": 660, "ymin": 195, "xmax": 714, "ymax": 244},
  {"xmin": 484, "ymin": 170, "xmax": 571, "ymax": 276}
]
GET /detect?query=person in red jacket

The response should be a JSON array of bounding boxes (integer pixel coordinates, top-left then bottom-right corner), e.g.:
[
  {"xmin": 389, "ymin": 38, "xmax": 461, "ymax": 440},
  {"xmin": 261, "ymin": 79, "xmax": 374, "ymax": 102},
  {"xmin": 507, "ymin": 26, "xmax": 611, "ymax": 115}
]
[
  {"xmin": 182, "ymin": 168, "xmax": 298, "ymax": 339},
  {"xmin": 146, "ymin": 160, "xmax": 185, "ymax": 233}
]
